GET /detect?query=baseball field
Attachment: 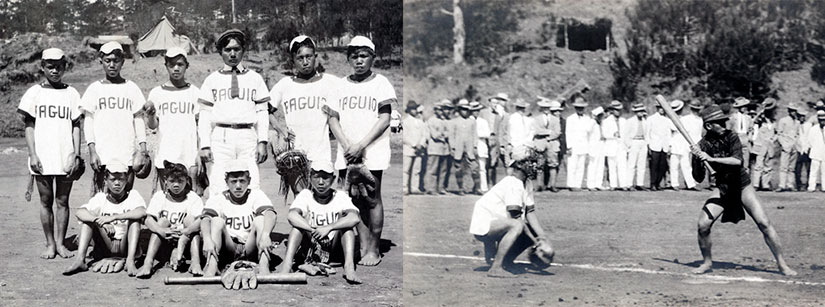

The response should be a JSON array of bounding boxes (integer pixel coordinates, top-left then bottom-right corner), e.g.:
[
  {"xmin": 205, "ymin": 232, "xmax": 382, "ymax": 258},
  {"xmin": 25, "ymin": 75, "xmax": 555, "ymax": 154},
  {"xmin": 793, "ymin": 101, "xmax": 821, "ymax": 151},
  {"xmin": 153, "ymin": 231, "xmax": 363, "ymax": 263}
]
[{"xmin": 403, "ymin": 173, "xmax": 825, "ymax": 306}]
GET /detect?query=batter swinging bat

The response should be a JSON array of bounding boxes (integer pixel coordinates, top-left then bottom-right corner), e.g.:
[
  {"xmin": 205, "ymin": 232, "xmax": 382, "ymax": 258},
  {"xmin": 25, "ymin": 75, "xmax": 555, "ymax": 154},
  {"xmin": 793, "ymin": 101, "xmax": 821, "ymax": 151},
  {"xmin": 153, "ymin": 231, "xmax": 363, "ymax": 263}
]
[
  {"xmin": 164, "ymin": 273, "xmax": 307, "ymax": 285},
  {"xmin": 654, "ymin": 95, "xmax": 715, "ymax": 175}
]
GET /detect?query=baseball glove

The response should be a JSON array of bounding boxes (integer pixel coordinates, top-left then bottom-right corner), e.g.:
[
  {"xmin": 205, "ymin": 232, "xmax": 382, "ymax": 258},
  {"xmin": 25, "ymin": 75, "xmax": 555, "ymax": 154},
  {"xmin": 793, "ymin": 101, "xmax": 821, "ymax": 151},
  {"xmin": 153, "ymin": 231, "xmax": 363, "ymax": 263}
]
[
  {"xmin": 196, "ymin": 156, "xmax": 209, "ymax": 191},
  {"xmin": 272, "ymin": 130, "xmax": 309, "ymax": 199},
  {"xmin": 220, "ymin": 260, "xmax": 258, "ymax": 290},
  {"xmin": 528, "ymin": 240, "xmax": 554, "ymax": 270},
  {"xmin": 134, "ymin": 152, "xmax": 152, "ymax": 179},
  {"xmin": 344, "ymin": 163, "xmax": 376, "ymax": 200},
  {"xmin": 66, "ymin": 156, "xmax": 86, "ymax": 181},
  {"xmin": 298, "ymin": 235, "xmax": 335, "ymax": 276}
]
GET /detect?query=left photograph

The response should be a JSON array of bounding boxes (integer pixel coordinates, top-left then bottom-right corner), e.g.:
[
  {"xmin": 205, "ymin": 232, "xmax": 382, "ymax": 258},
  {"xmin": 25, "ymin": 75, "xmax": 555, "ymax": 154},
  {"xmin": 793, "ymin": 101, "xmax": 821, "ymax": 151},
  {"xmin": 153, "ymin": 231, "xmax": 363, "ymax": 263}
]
[{"xmin": 0, "ymin": 1, "xmax": 403, "ymax": 305}]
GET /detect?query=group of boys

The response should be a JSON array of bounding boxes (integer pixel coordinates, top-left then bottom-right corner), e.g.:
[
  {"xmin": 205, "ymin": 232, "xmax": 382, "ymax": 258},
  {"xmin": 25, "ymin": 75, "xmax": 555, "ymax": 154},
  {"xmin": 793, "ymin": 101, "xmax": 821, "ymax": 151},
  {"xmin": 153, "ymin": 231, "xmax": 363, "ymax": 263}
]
[
  {"xmin": 403, "ymin": 92, "xmax": 825, "ymax": 194},
  {"xmin": 22, "ymin": 29, "xmax": 398, "ymax": 285}
]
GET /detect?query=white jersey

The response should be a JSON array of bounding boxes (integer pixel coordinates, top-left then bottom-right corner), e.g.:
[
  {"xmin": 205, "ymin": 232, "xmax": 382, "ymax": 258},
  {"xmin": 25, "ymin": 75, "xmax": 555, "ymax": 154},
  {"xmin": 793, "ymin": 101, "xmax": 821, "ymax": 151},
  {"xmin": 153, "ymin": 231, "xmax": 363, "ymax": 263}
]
[
  {"xmin": 80, "ymin": 191, "xmax": 146, "ymax": 240},
  {"xmin": 202, "ymin": 189, "xmax": 274, "ymax": 243},
  {"xmin": 269, "ymin": 73, "xmax": 340, "ymax": 166},
  {"xmin": 80, "ymin": 80, "xmax": 146, "ymax": 166},
  {"xmin": 146, "ymin": 191, "xmax": 204, "ymax": 230},
  {"xmin": 18, "ymin": 83, "xmax": 82, "ymax": 175},
  {"xmin": 148, "ymin": 84, "xmax": 200, "ymax": 167},
  {"xmin": 335, "ymin": 73, "xmax": 396, "ymax": 170},
  {"xmin": 289, "ymin": 189, "xmax": 359, "ymax": 240},
  {"xmin": 198, "ymin": 68, "xmax": 270, "ymax": 125},
  {"xmin": 469, "ymin": 176, "xmax": 534, "ymax": 236}
]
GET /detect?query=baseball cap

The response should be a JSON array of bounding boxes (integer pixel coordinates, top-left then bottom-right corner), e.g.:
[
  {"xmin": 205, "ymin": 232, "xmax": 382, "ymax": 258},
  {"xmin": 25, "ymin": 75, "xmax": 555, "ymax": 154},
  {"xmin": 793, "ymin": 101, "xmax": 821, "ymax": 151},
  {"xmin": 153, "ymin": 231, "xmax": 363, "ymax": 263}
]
[
  {"xmin": 99, "ymin": 42, "xmax": 123, "ymax": 55},
  {"xmin": 216, "ymin": 29, "xmax": 246, "ymax": 48},
  {"xmin": 310, "ymin": 160, "xmax": 335, "ymax": 174},
  {"xmin": 348, "ymin": 35, "xmax": 375, "ymax": 52},
  {"xmin": 164, "ymin": 47, "xmax": 187, "ymax": 59},
  {"xmin": 289, "ymin": 35, "xmax": 315, "ymax": 52},
  {"xmin": 225, "ymin": 159, "xmax": 249, "ymax": 173},
  {"xmin": 105, "ymin": 160, "xmax": 129, "ymax": 173},
  {"xmin": 41, "ymin": 48, "xmax": 65, "ymax": 61}
]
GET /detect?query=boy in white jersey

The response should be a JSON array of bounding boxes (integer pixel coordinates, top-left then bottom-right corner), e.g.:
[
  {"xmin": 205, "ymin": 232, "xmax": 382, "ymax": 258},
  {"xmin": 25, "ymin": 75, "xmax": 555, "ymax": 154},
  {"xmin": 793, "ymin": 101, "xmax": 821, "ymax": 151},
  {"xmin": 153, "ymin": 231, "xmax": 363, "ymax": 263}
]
[
  {"xmin": 469, "ymin": 146, "xmax": 554, "ymax": 278},
  {"xmin": 136, "ymin": 161, "xmax": 204, "ymax": 278},
  {"xmin": 144, "ymin": 47, "xmax": 203, "ymax": 195},
  {"xmin": 200, "ymin": 160, "xmax": 277, "ymax": 276},
  {"xmin": 198, "ymin": 29, "xmax": 270, "ymax": 196},
  {"xmin": 335, "ymin": 36, "xmax": 395, "ymax": 266},
  {"xmin": 279, "ymin": 161, "xmax": 362, "ymax": 284},
  {"xmin": 80, "ymin": 42, "xmax": 149, "ymax": 194},
  {"xmin": 268, "ymin": 35, "xmax": 347, "ymax": 194},
  {"xmin": 19, "ymin": 48, "xmax": 82, "ymax": 259},
  {"xmin": 63, "ymin": 162, "xmax": 147, "ymax": 276}
]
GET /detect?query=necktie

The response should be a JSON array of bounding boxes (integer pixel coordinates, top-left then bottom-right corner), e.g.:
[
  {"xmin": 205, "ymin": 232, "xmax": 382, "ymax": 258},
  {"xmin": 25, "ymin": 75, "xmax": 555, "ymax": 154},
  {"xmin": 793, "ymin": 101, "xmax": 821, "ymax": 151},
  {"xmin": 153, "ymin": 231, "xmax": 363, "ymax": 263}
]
[{"xmin": 230, "ymin": 67, "xmax": 239, "ymax": 99}]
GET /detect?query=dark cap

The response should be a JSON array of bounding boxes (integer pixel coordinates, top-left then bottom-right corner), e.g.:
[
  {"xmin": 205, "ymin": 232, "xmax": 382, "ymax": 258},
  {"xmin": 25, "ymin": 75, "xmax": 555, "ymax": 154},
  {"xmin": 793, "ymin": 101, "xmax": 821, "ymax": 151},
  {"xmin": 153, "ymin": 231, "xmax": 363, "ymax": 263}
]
[
  {"xmin": 701, "ymin": 105, "xmax": 729, "ymax": 123},
  {"xmin": 216, "ymin": 29, "xmax": 247, "ymax": 50}
]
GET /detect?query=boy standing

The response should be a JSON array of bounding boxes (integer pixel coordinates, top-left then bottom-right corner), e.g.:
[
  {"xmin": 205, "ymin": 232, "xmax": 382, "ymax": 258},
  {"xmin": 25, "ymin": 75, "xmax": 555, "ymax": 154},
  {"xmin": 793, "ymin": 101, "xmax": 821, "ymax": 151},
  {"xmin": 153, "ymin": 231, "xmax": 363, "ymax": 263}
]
[
  {"xmin": 279, "ymin": 161, "xmax": 362, "ymax": 284},
  {"xmin": 63, "ymin": 162, "xmax": 146, "ymax": 276},
  {"xmin": 19, "ymin": 48, "xmax": 82, "ymax": 259}
]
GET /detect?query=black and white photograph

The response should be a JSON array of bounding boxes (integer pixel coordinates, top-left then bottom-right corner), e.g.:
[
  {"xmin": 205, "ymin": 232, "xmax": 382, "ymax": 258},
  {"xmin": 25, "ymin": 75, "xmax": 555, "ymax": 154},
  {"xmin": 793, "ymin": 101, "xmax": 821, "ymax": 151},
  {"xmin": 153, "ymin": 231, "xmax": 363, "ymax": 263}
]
[
  {"xmin": 0, "ymin": 0, "xmax": 403, "ymax": 305},
  {"xmin": 403, "ymin": 0, "xmax": 825, "ymax": 305}
]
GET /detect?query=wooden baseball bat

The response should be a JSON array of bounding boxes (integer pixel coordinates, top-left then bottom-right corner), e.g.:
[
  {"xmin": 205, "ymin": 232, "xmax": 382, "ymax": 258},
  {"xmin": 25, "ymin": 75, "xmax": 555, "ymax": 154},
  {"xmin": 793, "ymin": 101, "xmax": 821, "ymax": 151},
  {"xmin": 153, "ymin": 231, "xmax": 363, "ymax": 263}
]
[
  {"xmin": 654, "ymin": 95, "xmax": 715, "ymax": 175},
  {"xmin": 164, "ymin": 273, "xmax": 308, "ymax": 285}
]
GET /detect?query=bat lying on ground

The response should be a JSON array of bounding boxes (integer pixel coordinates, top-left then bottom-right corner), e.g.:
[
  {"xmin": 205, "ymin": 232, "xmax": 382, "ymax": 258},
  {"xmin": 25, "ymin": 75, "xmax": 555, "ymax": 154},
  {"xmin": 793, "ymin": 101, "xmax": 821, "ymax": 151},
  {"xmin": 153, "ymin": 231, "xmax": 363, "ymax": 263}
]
[
  {"xmin": 654, "ymin": 95, "xmax": 715, "ymax": 176},
  {"xmin": 164, "ymin": 273, "xmax": 307, "ymax": 286}
]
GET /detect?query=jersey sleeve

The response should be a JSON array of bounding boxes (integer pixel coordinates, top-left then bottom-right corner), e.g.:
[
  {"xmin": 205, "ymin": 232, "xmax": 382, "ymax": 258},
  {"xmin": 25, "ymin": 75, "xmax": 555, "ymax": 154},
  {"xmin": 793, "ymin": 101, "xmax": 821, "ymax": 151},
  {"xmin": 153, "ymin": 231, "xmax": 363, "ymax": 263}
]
[
  {"xmin": 146, "ymin": 87, "xmax": 159, "ymax": 106},
  {"xmin": 336, "ymin": 192, "xmax": 359, "ymax": 214},
  {"xmin": 145, "ymin": 191, "xmax": 165, "ymax": 218},
  {"xmin": 288, "ymin": 189, "xmax": 311, "ymax": 214},
  {"xmin": 127, "ymin": 191, "xmax": 147, "ymax": 210},
  {"xmin": 503, "ymin": 180, "xmax": 525, "ymax": 213},
  {"xmin": 522, "ymin": 181, "xmax": 536, "ymax": 213},
  {"xmin": 79, "ymin": 82, "xmax": 98, "ymax": 114},
  {"xmin": 268, "ymin": 79, "xmax": 285, "ymax": 112},
  {"xmin": 251, "ymin": 189, "xmax": 275, "ymax": 215},
  {"xmin": 187, "ymin": 193, "xmax": 205, "ymax": 218},
  {"xmin": 202, "ymin": 197, "xmax": 222, "ymax": 218},
  {"xmin": 17, "ymin": 85, "xmax": 38, "ymax": 118},
  {"xmin": 198, "ymin": 75, "xmax": 216, "ymax": 108},
  {"xmin": 376, "ymin": 75, "xmax": 397, "ymax": 109},
  {"xmin": 80, "ymin": 194, "xmax": 104, "ymax": 216},
  {"xmin": 129, "ymin": 82, "xmax": 147, "ymax": 115},
  {"xmin": 189, "ymin": 85, "xmax": 201, "ymax": 115},
  {"xmin": 69, "ymin": 87, "xmax": 82, "ymax": 122},
  {"xmin": 322, "ymin": 76, "xmax": 341, "ymax": 118},
  {"xmin": 253, "ymin": 73, "xmax": 271, "ymax": 105}
]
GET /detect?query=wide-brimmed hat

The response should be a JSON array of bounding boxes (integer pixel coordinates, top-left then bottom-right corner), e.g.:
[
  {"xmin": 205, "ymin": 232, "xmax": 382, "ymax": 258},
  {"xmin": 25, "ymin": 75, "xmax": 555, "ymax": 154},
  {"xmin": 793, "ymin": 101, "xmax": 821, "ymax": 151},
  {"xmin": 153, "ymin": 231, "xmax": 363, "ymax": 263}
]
[
  {"xmin": 512, "ymin": 98, "xmax": 529, "ymax": 108},
  {"xmin": 787, "ymin": 103, "xmax": 799, "ymax": 111},
  {"xmin": 797, "ymin": 109, "xmax": 808, "ymax": 117},
  {"xmin": 536, "ymin": 96, "xmax": 553, "ymax": 108},
  {"xmin": 671, "ymin": 99, "xmax": 685, "ymax": 112},
  {"xmin": 549, "ymin": 100, "xmax": 563, "ymax": 111},
  {"xmin": 818, "ymin": 110, "xmax": 825, "ymax": 120},
  {"xmin": 468, "ymin": 101, "xmax": 483, "ymax": 110},
  {"xmin": 535, "ymin": 129, "xmax": 552, "ymax": 136},
  {"xmin": 631, "ymin": 102, "xmax": 645, "ymax": 112},
  {"xmin": 689, "ymin": 99, "xmax": 703, "ymax": 110},
  {"xmin": 732, "ymin": 97, "xmax": 750, "ymax": 108},
  {"xmin": 489, "ymin": 92, "xmax": 509, "ymax": 102},
  {"xmin": 701, "ymin": 105, "xmax": 729, "ymax": 123},
  {"xmin": 762, "ymin": 98, "xmax": 777, "ymax": 110},
  {"xmin": 591, "ymin": 106, "xmax": 605, "ymax": 116},
  {"xmin": 457, "ymin": 99, "xmax": 471, "ymax": 109},
  {"xmin": 609, "ymin": 100, "xmax": 623, "ymax": 110},
  {"xmin": 405, "ymin": 102, "xmax": 420, "ymax": 113},
  {"xmin": 571, "ymin": 97, "xmax": 588, "ymax": 108},
  {"xmin": 438, "ymin": 99, "xmax": 454, "ymax": 109}
]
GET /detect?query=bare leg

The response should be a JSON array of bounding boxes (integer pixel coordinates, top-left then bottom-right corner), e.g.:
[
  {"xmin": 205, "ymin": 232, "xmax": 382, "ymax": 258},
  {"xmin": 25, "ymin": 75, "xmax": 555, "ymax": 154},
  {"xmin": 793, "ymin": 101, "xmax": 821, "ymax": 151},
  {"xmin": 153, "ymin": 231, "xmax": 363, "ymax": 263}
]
[
  {"xmin": 358, "ymin": 170, "xmax": 384, "ymax": 266},
  {"xmin": 63, "ymin": 222, "xmax": 94, "ymax": 275},
  {"xmin": 279, "ymin": 228, "xmax": 305, "ymax": 273},
  {"xmin": 694, "ymin": 202, "xmax": 724, "ymax": 274},
  {"xmin": 188, "ymin": 235, "xmax": 203, "ymax": 276},
  {"xmin": 475, "ymin": 235, "xmax": 496, "ymax": 265},
  {"xmin": 203, "ymin": 217, "xmax": 225, "ymax": 276},
  {"xmin": 341, "ymin": 228, "xmax": 361, "ymax": 284},
  {"xmin": 54, "ymin": 179, "xmax": 74, "ymax": 258},
  {"xmin": 740, "ymin": 185, "xmax": 798, "ymax": 276},
  {"xmin": 137, "ymin": 218, "xmax": 171, "ymax": 278},
  {"xmin": 125, "ymin": 221, "xmax": 141, "ymax": 276},
  {"xmin": 485, "ymin": 219, "xmax": 524, "ymax": 278},
  {"xmin": 250, "ymin": 216, "xmax": 270, "ymax": 274},
  {"xmin": 35, "ymin": 177, "xmax": 57, "ymax": 259}
]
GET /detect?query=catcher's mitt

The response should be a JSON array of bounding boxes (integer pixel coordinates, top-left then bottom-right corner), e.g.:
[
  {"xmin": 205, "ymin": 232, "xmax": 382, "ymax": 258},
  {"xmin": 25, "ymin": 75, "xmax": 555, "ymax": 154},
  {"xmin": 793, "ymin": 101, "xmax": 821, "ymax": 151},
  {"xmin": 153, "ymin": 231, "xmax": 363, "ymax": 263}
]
[
  {"xmin": 134, "ymin": 152, "xmax": 153, "ymax": 179},
  {"xmin": 272, "ymin": 130, "xmax": 309, "ymax": 199},
  {"xmin": 298, "ymin": 235, "xmax": 335, "ymax": 276},
  {"xmin": 221, "ymin": 260, "xmax": 258, "ymax": 290},
  {"xmin": 528, "ymin": 241, "xmax": 554, "ymax": 270},
  {"xmin": 66, "ymin": 156, "xmax": 86, "ymax": 181},
  {"xmin": 344, "ymin": 163, "xmax": 376, "ymax": 199},
  {"xmin": 196, "ymin": 156, "xmax": 209, "ymax": 191}
]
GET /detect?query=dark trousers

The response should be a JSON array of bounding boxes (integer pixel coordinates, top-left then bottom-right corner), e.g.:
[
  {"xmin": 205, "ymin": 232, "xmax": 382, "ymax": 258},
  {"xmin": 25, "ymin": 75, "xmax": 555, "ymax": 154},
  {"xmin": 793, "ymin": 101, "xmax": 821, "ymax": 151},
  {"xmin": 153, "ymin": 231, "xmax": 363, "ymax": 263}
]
[
  {"xmin": 426, "ymin": 155, "xmax": 450, "ymax": 192},
  {"xmin": 453, "ymin": 153, "xmax": 480, "ymax": 192},
  {"xmin": 649, "ymin": 150, "xmax": 668, "ymax": 189},
  {"xmin": 796, "ymin": 153, "xmax": 811, "ymax": 190}
]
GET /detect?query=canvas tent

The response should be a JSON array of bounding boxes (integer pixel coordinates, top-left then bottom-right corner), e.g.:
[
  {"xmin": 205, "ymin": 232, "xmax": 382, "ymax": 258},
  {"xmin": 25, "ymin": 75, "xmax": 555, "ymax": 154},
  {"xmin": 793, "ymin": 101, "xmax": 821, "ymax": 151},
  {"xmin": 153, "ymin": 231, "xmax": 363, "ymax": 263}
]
[{"xmin": 137, "ymin": 15, "xmax": 197, "ymax": 55}]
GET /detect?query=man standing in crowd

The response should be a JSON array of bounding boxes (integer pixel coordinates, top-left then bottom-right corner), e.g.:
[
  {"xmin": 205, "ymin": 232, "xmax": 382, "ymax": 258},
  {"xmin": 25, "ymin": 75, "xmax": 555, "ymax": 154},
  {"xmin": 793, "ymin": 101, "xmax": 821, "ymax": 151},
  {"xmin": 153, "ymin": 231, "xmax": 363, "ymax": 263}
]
[
  {"xmin": 647, "ymin": 101, "xmax": 671, "ymax": 191},
  {"xmin": 669, "ymin": 100, "xmax": 702, "ymax": 191},
  {"xmin": 728, "ymin": 97, "xmax": 754, "ymax": 170},
  {"xmin": 625, "ymin": 102, "xmax": 649, "ymax": 190},
  {"xmin": 449, "ymin": 100, "xmax": 480, "ymax": 195},
  {"xmin": 403, "ymin": 101, "xmax": 428, "ymax": 195},
  {"xmin": 775, "ymin": 103, "xmax": 800, "ymax": 192},
  {"xmin": 751, "ymin": 98, "xmax": 778, "ymax": 191},
  {"xmin": 426, "ymin": 101, "xmax": 451, "ymax": 195},
  {"xmin": 565, "ymin": 96, "xmax": 593, "ymax": 191}
]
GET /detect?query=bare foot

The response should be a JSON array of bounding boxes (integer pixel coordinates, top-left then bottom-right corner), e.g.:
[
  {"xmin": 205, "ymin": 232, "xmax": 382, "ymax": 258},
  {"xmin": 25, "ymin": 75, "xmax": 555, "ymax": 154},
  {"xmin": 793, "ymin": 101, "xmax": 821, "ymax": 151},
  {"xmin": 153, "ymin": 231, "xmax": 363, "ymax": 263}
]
[
  {"xmin": 40, "ymin": 245, "xmax": 56, "ymax": 259},
  {"xmin": 189, "ymin": 263, "xmax": 204, "ymax": 276},
  {"xmin": 358, "ymin": 252, "xmax": 381, "ymax": 266},
  {"xmin": 343, "ymin": 265, "xmax": 362, "ymax": 284},
  {"xmin": 55, "ymin": 245, "xmax": 75, "ymax": 258},
  {"xmin": 110, "ymin": 259, "xmax": 125, "ymax": 274},
  {"xmin": 135, "ymin": 264, "xmax": 153, "ymax": 279},
  {"xmin": 62, "ymin": 261, "xmax": 88, "ymax": 275},
  {"xmin": 779, "ymin": 266, "xmax": 798, "ymax": 276},
  {"xmin": 486, "ymin": 267, "xmax": 516, "ymax": 278},
  {"xmin": 258, "ymin": 264, "xmax": 271, "ymax": 275},
  {"xmin": 692, "ymin": 262, "xmax": 713, "ymax": 274},
  {"xmin": 124, "ymin": 260, "xmax": 137, "ymax": 276},
  {"xmin": 90, "ymin": 259, "xmax": 106, "ymax": 272},
  {"xmin": 298, "ymin": 264, "xmax": 322, "ymax": 276},
  {"xmin": 203, "ymin": 260, "xmax": 220, "ymax": 276}
]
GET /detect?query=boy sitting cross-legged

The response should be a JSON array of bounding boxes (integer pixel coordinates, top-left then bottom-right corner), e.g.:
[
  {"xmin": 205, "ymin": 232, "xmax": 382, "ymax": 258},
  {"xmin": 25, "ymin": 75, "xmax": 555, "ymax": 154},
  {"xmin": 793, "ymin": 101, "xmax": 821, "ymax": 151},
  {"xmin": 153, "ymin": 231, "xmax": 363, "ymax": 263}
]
[
  {"xmin": 135, "ymin": 161, "xmax": 204, "ymax": 278},
  {"xmin": 200, "ymin": 160, "xmax": 277, "ymax": 276},
  {"xmin": 63, "ymin": 161, "xmax": 146, "ymax": 276},
  {"xmin": 279, "ymin": 160, "xmax": 362, "ymax": 284}
]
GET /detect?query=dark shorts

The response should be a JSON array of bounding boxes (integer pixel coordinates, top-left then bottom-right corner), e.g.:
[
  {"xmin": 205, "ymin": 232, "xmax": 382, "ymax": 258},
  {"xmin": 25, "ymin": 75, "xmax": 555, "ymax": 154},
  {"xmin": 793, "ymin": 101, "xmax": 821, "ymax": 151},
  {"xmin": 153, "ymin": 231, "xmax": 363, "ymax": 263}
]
[{"xmin": 704, "ymin": 186, "xmax": 746, "ymax": 224}]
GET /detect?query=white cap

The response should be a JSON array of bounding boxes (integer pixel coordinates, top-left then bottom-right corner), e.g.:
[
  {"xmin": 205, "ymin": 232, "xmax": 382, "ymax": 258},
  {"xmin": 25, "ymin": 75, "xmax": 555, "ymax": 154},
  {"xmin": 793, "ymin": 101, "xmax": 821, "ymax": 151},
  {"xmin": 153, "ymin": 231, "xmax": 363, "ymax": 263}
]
[
  {"xmin": 100, "ymin": 41, "xmax": 123, "ymax": 54},
  {"xmin": 311, "ymin": 160, "xmax": 335, "ymax": 174},
  {"xmin": 508, "ymin": 145, "xmax": 535, "ymax": 167},
  {"xmin": 225, "ymin": 159, "xmax": 249, "ymax": 173},
  {"xmin": 164, "ymin": 47, "xmax": 187, "ymax": 59},
  {"xmin": 289, "ymin": 35, "xmax": 315, "ymax": 52},
  {"xmin": 348, "ymin": 35, "xmax": 375, "ymax": 52},
  {"xmin": 591, "ymin": 106, "xmax": 605, "ymax": 116},
  {"xmin": 41, "ymin": 48, "xmax": 65, "ymax": 60},
  {"xmin": 105, "ymin": 160, "xmax": 129, "ymax": 173}
]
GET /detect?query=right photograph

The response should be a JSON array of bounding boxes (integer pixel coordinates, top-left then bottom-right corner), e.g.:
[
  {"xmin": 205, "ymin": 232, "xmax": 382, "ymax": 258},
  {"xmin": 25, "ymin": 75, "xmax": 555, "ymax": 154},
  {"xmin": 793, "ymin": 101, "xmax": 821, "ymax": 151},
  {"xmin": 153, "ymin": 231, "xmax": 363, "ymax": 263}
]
[{"xmin": 402, "ymin": 0, "xmax": 825, "ymax": 305}]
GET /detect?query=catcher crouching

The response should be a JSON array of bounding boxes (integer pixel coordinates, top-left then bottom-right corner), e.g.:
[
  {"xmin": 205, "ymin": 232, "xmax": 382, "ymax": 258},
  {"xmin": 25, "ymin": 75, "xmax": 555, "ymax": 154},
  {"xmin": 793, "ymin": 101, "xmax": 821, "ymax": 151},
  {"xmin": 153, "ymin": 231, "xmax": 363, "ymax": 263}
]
[
  {"xmin": 469, "ymin": 145, "xmax": 555, "ymax": 278},
  {"xmin": 279, "ymin": 160, "xmax": 363, "ymax": 284},
  {"xmin": 200, "ymin": 160, "xmax": 278, "ymax": 276}
]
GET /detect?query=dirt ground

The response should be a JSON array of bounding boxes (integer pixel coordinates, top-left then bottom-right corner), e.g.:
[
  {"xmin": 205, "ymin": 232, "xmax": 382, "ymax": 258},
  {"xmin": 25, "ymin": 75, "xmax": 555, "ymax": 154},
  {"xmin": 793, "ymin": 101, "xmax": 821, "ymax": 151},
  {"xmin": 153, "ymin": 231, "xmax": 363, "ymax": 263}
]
[
  {"xmin": 403, "ymin": 168, "xmax": 825, "ymax": 306},
  {"xmin": 0, "ymin": 137, "xmax": 403, "ymax": 306}
]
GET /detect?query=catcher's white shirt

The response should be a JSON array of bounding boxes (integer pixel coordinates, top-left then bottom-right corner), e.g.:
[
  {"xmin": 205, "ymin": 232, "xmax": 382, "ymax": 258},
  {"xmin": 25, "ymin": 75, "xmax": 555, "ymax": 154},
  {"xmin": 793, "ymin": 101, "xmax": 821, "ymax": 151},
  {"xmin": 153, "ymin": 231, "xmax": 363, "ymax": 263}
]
[
  {"xmin": 269, "ymin": 73, "xmax": 340, "ymax": 166},
  {"xmin": 80, "ymin": 191, "xmax": 146, "ymax": 240},
  {"xmin": 202, "ymin": 189, "xmax": 274, "ymax": 243},
  {"xmin": 80, "ymin": 80, "xmax": 146, "ymax": 166},
  {"xmin": 146, "ymin": 191, "xmax": 204, "ymax": 230},
  {"xmin": 198, "ymin": 69, "xmax": 269, "ymax": 125},
  {"xmin": 290, "ymin": 189, "xmax": 358, "ymax": 228},
  {"xmin": 148, "ymin": 84, "xmax": 200, "ymax": 167},
  {"xmin": 469, "ymin": 176, "xmax": 534, "ymax": 236},
  {"xmin": 18, "ymin": 83, "xmax": 82, "ymax": 175},
  {"xmin": 335, "ymin": 73, "xmax": 396, "ymax": 170}
]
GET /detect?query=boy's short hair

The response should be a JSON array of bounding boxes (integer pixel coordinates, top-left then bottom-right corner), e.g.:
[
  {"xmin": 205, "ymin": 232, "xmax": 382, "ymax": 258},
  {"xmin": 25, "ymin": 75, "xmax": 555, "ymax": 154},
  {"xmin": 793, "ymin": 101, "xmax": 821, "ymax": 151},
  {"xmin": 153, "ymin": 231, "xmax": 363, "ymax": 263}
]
[{"xmin": 216, "ymin": 29, "xmax": 247, "ymax": 52}]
